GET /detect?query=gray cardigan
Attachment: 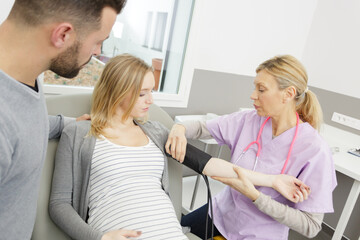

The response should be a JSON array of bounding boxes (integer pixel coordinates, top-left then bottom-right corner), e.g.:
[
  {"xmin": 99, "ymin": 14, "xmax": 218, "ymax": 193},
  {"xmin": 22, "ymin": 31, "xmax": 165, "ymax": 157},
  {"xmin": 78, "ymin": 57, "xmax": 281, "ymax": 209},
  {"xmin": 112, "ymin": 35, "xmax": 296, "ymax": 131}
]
[{"xmin": 49, "ymin": 120, "xmax": 172, "ymax": 240}]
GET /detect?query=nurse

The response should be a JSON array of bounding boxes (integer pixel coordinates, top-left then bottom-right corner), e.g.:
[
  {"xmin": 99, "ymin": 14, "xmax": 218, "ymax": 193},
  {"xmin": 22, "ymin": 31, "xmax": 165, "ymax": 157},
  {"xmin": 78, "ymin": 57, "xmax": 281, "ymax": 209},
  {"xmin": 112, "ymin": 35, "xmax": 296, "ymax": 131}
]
[{"xmin": 166, "ymin": 55, "xmax": 337, "ymax": 239}]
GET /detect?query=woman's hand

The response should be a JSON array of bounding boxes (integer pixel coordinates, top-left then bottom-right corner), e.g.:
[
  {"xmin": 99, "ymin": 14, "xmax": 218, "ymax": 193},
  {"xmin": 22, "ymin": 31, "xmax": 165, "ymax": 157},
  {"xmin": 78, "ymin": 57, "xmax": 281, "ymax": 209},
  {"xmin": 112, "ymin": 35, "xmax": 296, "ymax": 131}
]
[
  {"xmin": 102, "ymin": 229, "xmax": 141, "ymax": 240},
  {"xmin": 212, "ymin": 166, "xmax": 260, "ymax": 201},
  {"xmin": 271, "ymin": 174, "xmax": 311, "ymax": 203},
  {"xmin": 165, "ymin": 124, "xmax": 187, "ymax": 162}
]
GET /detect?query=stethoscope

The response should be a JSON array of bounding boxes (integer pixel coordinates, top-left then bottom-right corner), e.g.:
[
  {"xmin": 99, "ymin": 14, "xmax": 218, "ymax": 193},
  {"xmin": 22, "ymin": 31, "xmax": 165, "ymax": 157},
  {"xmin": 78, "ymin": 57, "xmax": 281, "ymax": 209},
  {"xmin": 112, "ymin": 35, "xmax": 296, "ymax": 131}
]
[{"xmin": 234, "ymin": 112, "xmax": 299, "ymax": 174}]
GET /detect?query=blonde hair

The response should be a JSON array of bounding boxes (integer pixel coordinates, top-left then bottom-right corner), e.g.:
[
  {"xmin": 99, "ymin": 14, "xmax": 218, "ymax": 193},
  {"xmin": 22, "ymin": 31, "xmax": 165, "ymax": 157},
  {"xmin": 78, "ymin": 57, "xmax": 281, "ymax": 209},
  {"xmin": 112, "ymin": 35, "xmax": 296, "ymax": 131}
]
[
  {"xmin": 256, "ymin": 55, "xmax": 323, "ymax": 130},
  {"xmin": 90, "ymin": 54, "xmax": 153, "ymax": 137}
]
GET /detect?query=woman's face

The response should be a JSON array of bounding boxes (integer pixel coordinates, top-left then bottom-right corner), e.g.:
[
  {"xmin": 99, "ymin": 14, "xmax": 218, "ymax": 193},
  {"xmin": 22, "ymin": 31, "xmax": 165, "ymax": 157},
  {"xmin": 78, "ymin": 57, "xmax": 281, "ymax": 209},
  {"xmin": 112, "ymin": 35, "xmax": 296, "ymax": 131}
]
[
  {"xmin": 121, "ymin": 71, "xmax": 155, "ymax": 119},
  {"xmin": 250, "ymin": 70, "xmax": 285, "ymax": 117}
]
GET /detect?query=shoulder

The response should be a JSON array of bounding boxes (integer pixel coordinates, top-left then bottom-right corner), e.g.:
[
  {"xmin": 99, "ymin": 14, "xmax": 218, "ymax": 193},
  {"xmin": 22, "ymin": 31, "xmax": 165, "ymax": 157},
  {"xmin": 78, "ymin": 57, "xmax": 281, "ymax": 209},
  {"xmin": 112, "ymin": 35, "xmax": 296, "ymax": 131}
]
[
  {"xmin": 208, "ymin": 109, "xmax": 262, "ymax": 129},
  {"xmin": 139, "ymin": 120, "xmax": 169, "ymax": 144},
  {"xmin": 62, "ymin": 120, "xmax": 91, "ymax": 138},
  {"xmin": 220, "ymin": 109, "xmax": 260, "ymax": 122},
  {"xmin": 141, "ymin": 120, "xmax": 169, "ymax": 132},
  {"xmin": 299, "ymin": 123, "xmax": 330, "ymax": 151},
  {"xmin": 293, "ymin": 123, "xmax": 333, "ymax": 167}
]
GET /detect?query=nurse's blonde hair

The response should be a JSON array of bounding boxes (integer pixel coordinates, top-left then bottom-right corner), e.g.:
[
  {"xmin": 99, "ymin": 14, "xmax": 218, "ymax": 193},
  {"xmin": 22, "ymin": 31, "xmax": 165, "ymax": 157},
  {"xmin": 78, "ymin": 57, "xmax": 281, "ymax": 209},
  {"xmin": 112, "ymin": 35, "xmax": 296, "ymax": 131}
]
[
  {"xmin": 256, "ymin": 55, "xmax": 323, "ymax": 131},
  {"xmin": 90, "ymin": 54, "xmax": 153, "ymax": 138}
]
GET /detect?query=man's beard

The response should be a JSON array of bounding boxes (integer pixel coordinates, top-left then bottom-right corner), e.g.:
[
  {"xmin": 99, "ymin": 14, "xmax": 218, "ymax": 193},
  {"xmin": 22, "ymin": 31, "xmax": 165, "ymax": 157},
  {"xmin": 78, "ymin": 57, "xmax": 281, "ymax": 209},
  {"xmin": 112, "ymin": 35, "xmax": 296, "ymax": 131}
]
[{"xmin": 49, "ymin": 41, "xmax": 91, "ymax": 79}]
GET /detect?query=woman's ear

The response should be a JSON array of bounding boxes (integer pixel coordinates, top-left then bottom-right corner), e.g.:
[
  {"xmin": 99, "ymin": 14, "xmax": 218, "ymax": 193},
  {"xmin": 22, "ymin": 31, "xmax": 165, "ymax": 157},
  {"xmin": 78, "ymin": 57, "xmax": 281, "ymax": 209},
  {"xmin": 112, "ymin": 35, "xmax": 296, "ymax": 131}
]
[
  {"xmin": 50, "ymin": 23, "xmax": 75, "ymax": 49},
  {"xmin": 283, "ymin": 86, "xmax": 297, "ymax": 103}
]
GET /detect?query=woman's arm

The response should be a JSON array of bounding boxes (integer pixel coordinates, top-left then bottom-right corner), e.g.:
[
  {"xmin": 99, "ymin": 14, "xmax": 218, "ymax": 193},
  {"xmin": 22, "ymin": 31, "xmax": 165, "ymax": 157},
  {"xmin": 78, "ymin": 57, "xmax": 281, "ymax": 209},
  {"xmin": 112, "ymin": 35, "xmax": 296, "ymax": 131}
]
[
  {"xmin": 206, "ymin": 159, "xmax": 309, "ymax": 203},
  {"xmin": 164, "ymin": 120, "xmax": 309, "ymax": 203},
  {"xmin": 165, "ymin": 120, "xmax": 208, "ymax": 162},
  {"xmin": 254, "ymin": 193, "xmax": 323, "ymax": 238},
  {"xmin": 49, "ymin": 130, "xmax": 104, "ymax": 240},
  {"xmin": 213, "ymin": 167, "xmax": 320, "ymax": 238},
  {"xmin": 50, "ymin": 129, "xmax": 141, "ymax": 240}
]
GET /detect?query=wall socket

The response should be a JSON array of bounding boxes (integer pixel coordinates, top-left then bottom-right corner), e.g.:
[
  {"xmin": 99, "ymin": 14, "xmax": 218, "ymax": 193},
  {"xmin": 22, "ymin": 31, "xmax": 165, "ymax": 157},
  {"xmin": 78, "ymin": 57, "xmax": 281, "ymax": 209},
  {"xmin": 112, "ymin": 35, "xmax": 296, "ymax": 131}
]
[{"xmin": 331, "ymin": 112, "xmax": 360, "ymax": 130}]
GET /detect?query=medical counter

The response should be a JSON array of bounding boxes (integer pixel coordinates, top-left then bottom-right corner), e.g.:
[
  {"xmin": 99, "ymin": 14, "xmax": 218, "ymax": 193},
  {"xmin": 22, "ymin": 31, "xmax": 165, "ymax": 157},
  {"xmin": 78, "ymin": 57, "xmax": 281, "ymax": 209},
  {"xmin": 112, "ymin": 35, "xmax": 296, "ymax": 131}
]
[{"xmin": 320, "ymin": 124, "xmax": 360, "ymax": 240}]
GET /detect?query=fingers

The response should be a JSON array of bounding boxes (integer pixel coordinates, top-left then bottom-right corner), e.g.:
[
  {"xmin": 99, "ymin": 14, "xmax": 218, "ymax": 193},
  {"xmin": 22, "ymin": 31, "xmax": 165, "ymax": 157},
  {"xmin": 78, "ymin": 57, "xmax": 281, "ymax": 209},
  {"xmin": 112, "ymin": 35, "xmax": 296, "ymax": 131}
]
[
  {"xmin": 165, "ymin": 124, "xmax": 187, "ymax": 162},
  {"xmin": 170, "ymin": 139, "xmax": 177, "ymax": 158},
  {"xmin": 292, "ymin": 188, "xmax": 305, "ymax": 203},
  {"xmin": 119, "ymin": 230, "xmax": 142, "ymax": 238},
  {"xmin": 178, "ymin": 142, "xmax": 186, "ymax": 163},
  {"xmin": 233, "ymin": 166, "xmax": 243, "ymax": 178},
  {"xmin": 297, "ymin": 189, "xmax": 304, "ymax": 202},
  {"xmin": 294, "ymin": 179, "xmax": 311, "ymax": 200},
  {"xmin": 211, "ymin": 176, "xmax": 232, "ymax": 186},
  {"xmin": 299, "ymin": 185, "xmax": 309, "ymax": 200},
  {"xmin": 102, "ymin": 229, "xmax": 141, "ymax": 240},
  {"xmin": 165, "ymin": 139, "xmax": 171, "ymax": 154},
  {"xmin": 292, "ymin": 193, "xmax": 300, "ymax": 203},
  {"xmin": 167, "ymin": 139, "xmax": 186, "ymax": 162},
  {"xmin": 76, "ymin": 113, "xmax": 91, "ymax": 121},
  {"xmin": 213, "ymin": 167, "xmax": 243, "ymax": 186},
  {"xmin": 294, "ymin": 179, "xmax": 311, "ymax": 193}
]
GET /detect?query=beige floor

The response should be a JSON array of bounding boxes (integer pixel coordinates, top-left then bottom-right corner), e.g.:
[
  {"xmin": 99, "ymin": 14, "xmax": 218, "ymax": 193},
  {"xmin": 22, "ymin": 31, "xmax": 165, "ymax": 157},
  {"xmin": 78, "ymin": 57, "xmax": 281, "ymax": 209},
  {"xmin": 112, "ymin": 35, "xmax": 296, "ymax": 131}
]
[{"xmin": 182, "ymin": 176, "xmax": 332, "ymax": 240}]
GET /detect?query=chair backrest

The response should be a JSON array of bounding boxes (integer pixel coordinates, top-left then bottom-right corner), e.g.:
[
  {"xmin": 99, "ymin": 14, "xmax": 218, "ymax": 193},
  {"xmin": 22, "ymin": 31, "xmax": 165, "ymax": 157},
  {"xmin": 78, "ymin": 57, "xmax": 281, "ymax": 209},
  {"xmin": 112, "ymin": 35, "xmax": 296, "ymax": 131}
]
[{"xmin": 31, "ymin": 93, "xmax": 183, "ymax": 239}]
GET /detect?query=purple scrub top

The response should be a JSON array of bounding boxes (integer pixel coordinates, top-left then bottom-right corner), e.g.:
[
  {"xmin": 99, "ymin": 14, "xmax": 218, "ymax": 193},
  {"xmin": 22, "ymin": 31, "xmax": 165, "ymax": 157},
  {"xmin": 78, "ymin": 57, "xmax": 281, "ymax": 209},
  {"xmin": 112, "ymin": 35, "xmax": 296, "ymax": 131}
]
[{"xmin": 206, "ymin": 110, "xmax": 337, "ymax": 240}]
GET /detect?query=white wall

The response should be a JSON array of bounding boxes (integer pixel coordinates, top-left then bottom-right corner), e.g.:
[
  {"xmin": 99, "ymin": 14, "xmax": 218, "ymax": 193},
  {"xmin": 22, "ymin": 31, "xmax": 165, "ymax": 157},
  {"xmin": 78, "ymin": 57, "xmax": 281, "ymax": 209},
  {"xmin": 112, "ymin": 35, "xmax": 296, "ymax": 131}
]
[
  {"xmin": 2, "ymin": 0, "xmax": 360, "ymax": 99},
  {"xmin": 0, "ymin": 0, "xmax": 14, "ymax": 24},
  {"xmin": 183, "ymin": 0, "xmax": 360, "ymax": 99},
  {"xmin": 302, "ymin": 0, "xmax": 360, "ymax": 99},
  {"xmin": 188, "ymin": 0, "xmax": 317, "ymax": 77}
]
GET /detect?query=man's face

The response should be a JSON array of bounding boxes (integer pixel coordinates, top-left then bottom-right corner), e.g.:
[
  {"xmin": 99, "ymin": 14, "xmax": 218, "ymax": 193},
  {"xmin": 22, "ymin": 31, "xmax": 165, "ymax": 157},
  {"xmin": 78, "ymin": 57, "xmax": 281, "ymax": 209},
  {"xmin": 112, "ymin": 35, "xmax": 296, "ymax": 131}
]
[
  {"xmin": 49, "ymin": 7, "xmax": 117, "ymax": 78},
  {"xmin": 49, "ymin": 40, "xmax": 84, "ymax": 78}
]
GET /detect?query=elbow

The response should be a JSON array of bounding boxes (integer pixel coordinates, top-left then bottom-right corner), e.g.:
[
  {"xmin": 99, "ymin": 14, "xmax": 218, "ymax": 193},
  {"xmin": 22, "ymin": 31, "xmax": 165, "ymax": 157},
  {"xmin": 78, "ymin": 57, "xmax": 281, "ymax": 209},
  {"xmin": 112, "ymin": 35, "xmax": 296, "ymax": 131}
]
[
  {"xmin": 304, "ymin": 223, "xmax": 322, "ymax": 238},
  {"xmin": 48, "ymin": 201, "xmax": 57, "ymax": 222},
  {"xmin": 48, "ymin": 198, "xmax": 66, "ymax": 224}
]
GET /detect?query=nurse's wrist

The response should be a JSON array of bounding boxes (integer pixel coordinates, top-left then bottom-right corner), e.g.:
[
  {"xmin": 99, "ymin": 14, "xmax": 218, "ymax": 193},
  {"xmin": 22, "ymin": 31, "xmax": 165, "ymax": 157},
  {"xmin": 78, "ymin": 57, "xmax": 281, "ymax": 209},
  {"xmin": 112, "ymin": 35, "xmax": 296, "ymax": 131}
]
[{"xmin": 249, "ymin": 189, "xmax": 260, "ymax": 202}]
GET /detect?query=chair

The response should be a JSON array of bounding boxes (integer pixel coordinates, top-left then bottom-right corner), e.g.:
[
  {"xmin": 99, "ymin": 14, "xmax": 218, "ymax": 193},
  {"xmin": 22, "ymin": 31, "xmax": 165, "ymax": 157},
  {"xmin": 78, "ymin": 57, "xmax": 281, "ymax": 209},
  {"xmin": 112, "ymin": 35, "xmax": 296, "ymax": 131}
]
[{"xmin": 31, "ymin": 93, "xmax": 200, "ymax": 240}]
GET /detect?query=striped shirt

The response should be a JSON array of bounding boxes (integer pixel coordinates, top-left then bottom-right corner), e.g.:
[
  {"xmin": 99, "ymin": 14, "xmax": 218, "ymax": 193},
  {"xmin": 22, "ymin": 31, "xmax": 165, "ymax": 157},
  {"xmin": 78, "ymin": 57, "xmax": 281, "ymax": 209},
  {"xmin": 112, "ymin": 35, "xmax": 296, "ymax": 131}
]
[{"xmin": 88, "ymin": 136, "xmax": 187, "ymax": 240}]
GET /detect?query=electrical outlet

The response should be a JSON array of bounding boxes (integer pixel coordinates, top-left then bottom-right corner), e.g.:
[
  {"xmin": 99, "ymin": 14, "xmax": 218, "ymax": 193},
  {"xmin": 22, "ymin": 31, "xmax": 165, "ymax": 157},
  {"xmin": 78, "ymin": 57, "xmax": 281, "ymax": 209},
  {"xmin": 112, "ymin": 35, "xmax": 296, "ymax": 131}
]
[{"xmin": 331, "ymin": 112, "xmax": 360, "ymax": 130}]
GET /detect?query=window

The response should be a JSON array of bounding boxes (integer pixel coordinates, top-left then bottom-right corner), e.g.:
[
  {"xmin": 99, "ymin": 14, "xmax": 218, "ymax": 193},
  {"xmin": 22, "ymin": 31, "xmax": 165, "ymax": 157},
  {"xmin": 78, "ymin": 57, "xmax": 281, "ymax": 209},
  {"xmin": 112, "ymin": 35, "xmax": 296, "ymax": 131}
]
[{"xmin": 43, "ymin": 0, "xmax": 195, "ymax": 107}]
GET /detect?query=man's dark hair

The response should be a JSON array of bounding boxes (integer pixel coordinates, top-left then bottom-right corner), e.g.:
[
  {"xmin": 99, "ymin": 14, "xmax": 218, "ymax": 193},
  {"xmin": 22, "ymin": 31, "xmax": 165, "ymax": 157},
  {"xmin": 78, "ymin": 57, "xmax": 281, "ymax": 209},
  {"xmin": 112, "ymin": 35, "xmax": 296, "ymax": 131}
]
[{"xmin": 8, "ymin": 0, "xmax": 127, "ymax": 33}]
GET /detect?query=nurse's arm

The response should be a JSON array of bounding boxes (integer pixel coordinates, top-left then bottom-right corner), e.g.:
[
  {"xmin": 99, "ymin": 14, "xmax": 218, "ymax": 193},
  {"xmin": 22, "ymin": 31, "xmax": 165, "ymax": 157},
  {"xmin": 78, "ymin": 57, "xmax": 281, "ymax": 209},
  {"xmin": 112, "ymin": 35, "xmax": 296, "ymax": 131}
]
[
  {"xmin": 204, "ymin": 159, "xmax": 310, "ymax": 203},
  {"xmin": 254, "ymin": 192, "xmax": 324, "ymax": 238}
]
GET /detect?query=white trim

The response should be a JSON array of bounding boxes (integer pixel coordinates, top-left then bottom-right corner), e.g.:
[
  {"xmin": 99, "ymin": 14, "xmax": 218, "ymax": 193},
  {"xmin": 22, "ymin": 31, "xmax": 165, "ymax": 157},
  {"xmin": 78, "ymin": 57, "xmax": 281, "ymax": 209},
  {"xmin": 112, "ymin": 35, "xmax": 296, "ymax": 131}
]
[
  {"xmin": 44, "ymin": 85, "xmax": 94, "ymax": 95},
  {"xmin": 43, "ymin": 82, "xmax": 190, "ymax": 107},
  {"xmin": 92, "ymin": 56, "xmax": 106, "ymax": 65}
]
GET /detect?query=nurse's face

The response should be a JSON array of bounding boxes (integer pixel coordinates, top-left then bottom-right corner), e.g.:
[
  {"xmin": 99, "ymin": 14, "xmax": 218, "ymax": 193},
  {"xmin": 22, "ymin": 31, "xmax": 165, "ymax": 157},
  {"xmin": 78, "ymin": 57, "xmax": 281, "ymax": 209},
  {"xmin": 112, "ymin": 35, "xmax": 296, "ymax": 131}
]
[{"xmin": 250, "ymin": 70, "xmax": 285, "ymax": 117}]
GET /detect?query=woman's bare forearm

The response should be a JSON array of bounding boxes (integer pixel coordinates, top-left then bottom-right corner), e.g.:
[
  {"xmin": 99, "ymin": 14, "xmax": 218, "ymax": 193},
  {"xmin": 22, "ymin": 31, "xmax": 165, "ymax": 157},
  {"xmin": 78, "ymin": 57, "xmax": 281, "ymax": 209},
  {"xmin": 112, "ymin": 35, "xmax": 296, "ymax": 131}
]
[{"xmin": 202, "ymin": 158, "xmax": 274, "ymax": 187}]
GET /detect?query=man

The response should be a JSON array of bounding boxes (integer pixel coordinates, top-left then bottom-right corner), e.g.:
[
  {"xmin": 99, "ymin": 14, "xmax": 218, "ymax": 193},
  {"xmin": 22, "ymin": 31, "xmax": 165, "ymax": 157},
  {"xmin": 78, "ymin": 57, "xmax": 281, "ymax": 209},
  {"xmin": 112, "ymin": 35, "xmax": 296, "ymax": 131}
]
[{"xmin": 0, "ymin": 1, "xmax": 131, "ymax": 239}]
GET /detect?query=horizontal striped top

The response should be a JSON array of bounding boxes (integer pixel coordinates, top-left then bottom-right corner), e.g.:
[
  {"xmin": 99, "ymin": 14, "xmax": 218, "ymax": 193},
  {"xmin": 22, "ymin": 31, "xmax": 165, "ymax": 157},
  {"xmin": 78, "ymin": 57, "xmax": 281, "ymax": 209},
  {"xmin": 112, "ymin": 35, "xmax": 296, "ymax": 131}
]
[{"xmin": 87, "ymin": 136, "xmax": 187, "ymax": 240}]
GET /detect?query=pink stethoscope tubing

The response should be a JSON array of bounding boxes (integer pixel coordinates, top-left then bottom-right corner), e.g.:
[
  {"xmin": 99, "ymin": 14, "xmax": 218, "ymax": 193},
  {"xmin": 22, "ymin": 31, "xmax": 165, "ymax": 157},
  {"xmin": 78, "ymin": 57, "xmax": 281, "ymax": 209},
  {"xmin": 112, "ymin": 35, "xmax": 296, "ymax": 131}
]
[{"xmin": 234, "ymin": 112, "xmax": 299, "ymax": 174}]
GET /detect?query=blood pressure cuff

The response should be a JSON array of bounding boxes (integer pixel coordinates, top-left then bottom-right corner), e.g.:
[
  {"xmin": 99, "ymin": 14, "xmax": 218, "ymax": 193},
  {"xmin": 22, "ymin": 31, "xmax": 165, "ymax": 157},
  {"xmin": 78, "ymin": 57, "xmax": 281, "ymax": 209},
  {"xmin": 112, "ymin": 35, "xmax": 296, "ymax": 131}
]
[{"xmin": 166, "ymin": 143, "xmax": 212, "ymax": 174}]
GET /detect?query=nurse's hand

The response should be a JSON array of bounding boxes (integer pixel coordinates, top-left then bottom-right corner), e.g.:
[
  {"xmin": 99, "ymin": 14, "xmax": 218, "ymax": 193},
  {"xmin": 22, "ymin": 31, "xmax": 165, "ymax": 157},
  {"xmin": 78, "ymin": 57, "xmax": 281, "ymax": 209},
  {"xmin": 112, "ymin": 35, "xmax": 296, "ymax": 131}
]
[
  {"xmin": 102, "ymin": 229, "xmax": 141, "ymax": 240},
  {"xmin": 212, "ymin": 166, "xmax": 260, "ymax": 201},
  {"xmin": 272, "ymin": 175, "xmax": 311, "ymax": 203},
  {"xmin": 165, "ymin": 124, "xmax": 187, "ymax": 163}
]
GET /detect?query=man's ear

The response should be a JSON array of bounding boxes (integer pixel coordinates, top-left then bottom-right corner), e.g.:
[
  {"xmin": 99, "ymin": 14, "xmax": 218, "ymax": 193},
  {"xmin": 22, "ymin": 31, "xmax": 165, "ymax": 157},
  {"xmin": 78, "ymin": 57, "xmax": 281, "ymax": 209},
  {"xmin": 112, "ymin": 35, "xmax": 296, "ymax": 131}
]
[{"xmin": 50, "ymin": 23, "xmax": 75, "ymax": 49}]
